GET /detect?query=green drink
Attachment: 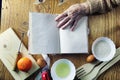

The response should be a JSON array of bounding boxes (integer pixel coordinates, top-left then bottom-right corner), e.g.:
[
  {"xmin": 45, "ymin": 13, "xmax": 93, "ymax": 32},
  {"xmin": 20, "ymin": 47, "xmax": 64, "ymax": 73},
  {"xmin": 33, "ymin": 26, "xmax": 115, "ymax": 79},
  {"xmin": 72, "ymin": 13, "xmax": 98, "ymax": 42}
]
[{"xmin": 55, "ymin": 62, "xmax": 70, "ymax": 78}]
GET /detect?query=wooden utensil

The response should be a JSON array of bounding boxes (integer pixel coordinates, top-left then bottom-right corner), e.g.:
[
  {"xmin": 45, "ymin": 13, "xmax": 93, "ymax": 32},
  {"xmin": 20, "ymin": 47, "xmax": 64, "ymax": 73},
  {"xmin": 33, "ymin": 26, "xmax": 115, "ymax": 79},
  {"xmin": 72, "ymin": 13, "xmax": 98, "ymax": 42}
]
[
  {"xmin": 76, "ymin": 61, "xmax": 101, "ymax": 78},
  {"xmin": 93, "ymin": 47, "xmax": 120, "ymax": 80},
  {"xmin": 13, "ymin": 33, "xmax": 24, "ymax": 71}
]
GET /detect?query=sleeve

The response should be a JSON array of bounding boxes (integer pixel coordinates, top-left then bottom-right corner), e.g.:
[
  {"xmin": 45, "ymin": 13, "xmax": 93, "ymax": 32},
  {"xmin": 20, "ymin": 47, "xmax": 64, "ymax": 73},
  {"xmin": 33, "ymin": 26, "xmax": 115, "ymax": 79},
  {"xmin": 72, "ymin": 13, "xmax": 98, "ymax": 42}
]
[{"xmin": 87, "ymin": 0, "xmax": 120, "ymax": 14}]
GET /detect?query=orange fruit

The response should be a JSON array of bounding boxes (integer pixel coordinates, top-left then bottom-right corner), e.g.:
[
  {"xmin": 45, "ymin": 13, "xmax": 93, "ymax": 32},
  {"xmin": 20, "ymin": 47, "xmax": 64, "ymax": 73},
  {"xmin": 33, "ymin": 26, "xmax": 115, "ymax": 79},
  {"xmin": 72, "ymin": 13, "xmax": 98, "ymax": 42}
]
[{"xmin": 17, "ymin": 57, "xmax": 32, "ymax": 72}]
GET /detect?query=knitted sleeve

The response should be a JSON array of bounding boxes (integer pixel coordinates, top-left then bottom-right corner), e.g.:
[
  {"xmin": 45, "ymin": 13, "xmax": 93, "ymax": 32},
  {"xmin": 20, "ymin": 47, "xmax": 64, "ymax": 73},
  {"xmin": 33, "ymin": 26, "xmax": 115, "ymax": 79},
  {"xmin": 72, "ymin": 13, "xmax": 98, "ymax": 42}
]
[{"xmin": 87, "ymin": 0, "xmax": 120, "ymax": 14}]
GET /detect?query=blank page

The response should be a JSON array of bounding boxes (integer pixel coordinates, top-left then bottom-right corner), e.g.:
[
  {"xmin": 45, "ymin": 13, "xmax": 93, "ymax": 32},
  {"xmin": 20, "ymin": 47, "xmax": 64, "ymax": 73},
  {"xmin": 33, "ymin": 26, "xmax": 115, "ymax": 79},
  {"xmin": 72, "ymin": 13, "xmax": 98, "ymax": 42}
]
[
  {"xmin": 60, "ymin": 17, "xmax": 88, "ymax": 53},
  {"xmin": 29, "ymin": 13, "xmax": 60, "ymax": 54}
]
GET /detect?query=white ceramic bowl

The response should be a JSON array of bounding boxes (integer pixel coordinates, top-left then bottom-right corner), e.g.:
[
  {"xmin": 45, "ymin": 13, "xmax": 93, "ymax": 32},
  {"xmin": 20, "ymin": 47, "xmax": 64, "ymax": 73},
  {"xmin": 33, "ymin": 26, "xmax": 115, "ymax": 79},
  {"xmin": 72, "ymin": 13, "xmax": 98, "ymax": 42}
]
[
  {"xmin": 51, "ymin": 59, "xmax": 76, "ymax": 80},
  {"xmin": 92, "ymin": 37, "xmax": 116, "ymax": 61}
]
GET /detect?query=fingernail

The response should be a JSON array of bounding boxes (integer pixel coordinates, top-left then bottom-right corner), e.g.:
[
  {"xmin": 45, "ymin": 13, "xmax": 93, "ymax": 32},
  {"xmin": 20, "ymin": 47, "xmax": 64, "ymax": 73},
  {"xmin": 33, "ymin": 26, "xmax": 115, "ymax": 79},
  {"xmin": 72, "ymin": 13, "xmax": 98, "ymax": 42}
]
[
  {"xmin": 57, "ymin": 25, "xmax": 60, "ymax": 28},
  {"xmin": 55, "ymin": 18, "xmax": 57, "ymax": 21},
  {"xmin": 70, "ymin": 28, "xmax": 74, "ymax": 31}
]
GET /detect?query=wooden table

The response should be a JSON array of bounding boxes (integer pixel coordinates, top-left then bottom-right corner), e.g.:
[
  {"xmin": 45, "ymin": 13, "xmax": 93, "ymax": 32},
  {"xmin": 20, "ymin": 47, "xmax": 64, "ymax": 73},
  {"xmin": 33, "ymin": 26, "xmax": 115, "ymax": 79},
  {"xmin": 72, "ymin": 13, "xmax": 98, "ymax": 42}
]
[{"xmin": 0, "ymin": 0, "xmax": 120, "ymax": 80}]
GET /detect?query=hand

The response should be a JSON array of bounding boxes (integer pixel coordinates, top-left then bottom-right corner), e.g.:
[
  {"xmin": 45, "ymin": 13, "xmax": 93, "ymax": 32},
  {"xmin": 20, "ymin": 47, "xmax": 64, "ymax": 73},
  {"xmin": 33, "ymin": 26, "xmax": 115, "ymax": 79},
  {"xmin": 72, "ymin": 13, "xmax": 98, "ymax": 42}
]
[{"xmin": 55, "ymin": 3, "xmax": 89, "ymax": 31}]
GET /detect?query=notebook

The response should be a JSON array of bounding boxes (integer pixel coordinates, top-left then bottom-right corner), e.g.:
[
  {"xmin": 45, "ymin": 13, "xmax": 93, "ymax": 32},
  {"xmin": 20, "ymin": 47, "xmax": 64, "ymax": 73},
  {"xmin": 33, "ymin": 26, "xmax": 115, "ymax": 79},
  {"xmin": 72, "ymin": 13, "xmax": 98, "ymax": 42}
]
[{"xmin": 29, "ymin": 12, "xmax": 88, "ymax": 54}]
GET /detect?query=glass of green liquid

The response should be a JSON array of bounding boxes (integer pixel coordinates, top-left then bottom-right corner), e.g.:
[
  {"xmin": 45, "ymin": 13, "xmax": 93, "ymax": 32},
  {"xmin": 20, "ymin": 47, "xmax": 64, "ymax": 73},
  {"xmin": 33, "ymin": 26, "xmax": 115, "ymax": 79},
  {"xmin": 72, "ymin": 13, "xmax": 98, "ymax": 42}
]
[{"xmin": 51, "ymin": 59, "xmax": 75, "ymax": 80}]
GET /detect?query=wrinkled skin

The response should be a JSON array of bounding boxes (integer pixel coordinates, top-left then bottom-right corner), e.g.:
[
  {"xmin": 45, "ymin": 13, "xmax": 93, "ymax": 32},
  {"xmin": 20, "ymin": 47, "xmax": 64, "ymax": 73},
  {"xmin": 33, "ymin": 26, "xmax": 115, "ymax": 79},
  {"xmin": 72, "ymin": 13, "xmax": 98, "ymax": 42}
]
[{"xmin": 55, "ymin": 3, "xmax": 89, "ymax": 31}]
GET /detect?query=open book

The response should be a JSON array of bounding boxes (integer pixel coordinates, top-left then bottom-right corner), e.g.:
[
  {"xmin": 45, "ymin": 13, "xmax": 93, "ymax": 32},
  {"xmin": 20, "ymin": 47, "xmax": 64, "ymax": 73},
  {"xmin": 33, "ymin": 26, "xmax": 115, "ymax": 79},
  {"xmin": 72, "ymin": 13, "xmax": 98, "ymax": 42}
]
[{"xmin": 29, "ymin": 12, "xmax": 88, "ymax": 54}]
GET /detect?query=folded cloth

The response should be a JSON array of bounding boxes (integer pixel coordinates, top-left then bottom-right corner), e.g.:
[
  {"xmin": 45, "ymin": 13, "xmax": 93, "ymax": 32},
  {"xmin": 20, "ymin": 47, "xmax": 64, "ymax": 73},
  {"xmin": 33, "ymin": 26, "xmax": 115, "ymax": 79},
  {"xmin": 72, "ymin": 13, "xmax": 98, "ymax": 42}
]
[{"xmin": 41, "ymin": 54, "xmax": 50, "ymax": 67}]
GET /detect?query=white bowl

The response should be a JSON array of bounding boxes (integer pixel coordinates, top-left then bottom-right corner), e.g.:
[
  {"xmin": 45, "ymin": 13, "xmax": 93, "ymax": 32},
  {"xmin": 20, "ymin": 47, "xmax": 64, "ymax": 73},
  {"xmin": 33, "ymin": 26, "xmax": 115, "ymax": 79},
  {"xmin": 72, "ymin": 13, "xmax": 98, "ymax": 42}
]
[
  {"xmin": 51, "ymin": 59, "xmax": 76, "ymax": 80},
  {"xmin": 92, "ymin": 37, "xmax": 116, "ymax": 61}
]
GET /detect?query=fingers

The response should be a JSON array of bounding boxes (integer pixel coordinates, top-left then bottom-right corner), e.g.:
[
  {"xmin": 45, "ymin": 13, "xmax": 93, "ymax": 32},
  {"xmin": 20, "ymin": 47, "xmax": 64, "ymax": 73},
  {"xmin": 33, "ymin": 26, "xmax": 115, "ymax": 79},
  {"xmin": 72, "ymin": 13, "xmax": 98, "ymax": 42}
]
[
  {"xmin": 55, "ymin": 13, "xmax": 67, "ymax": 22},
  {"xmin": 70, "ymin": 16, "xmax": 81, "ymax": 31},
  {"xmin": 55, "ymin": 11, "xmax": 82, "ymax": 31},
  {"xmin": 56, "ymin": 15, "xmax": 81, "ymax": 31},
  {"xmin": 57, "ymin": 16, "xmax": 70, "ymax": 28},
  {"xmin": 61, "ymin": 19, "xmax": 74, "ymax": 29}
]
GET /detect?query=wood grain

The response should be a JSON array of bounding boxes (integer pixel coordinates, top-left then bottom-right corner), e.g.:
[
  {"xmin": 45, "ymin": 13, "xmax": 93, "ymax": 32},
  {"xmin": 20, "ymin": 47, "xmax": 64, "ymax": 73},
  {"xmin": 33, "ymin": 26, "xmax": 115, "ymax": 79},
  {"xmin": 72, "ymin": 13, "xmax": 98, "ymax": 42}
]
[
  {"xmin": 0, "ymin": 28, "xmax": 39, "ymax": 80},
  {"xmin": 0, "ymin": 0, "xmax": 120, "ymax": 80}
]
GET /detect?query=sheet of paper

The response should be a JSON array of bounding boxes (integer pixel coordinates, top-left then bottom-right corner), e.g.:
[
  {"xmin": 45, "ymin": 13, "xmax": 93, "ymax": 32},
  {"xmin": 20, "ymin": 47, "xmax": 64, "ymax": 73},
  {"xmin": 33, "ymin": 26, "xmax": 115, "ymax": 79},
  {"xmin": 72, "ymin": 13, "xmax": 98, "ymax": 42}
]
[
  {"xmin": 60, "ymin": 17, "xmax": 88, "ymax": 53},
  {"xmin": 29, "ymin": 13, "xmax": 60, "ymax": 54}
]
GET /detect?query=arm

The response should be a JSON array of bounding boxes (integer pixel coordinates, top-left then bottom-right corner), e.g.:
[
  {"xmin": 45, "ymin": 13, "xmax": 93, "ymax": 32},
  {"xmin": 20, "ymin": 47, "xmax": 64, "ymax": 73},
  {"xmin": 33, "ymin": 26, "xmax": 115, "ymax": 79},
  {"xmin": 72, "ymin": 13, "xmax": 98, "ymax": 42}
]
[
  {"xmin": 55, "ymin": 0, "xmax": 120, "ymax": 31},
  {"xmin": 88, "ymin": 0, "xmax": 120, "ymax": 14}
]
